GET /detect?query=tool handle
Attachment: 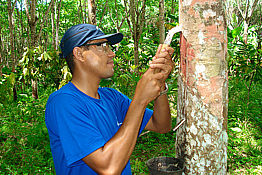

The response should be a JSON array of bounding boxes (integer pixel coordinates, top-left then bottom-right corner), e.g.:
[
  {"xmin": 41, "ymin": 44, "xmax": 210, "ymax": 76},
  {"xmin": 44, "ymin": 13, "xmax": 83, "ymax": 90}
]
[{"xmin": 154, "ymin": 43, "xmax": 169, "ymax": 74}]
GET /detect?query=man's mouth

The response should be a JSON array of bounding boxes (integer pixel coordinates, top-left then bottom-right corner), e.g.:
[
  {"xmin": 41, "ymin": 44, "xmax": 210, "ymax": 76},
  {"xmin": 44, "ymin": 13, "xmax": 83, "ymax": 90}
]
[{"xmin": 107, "ymin": 60, "xmax": 114, "ymax": 65}]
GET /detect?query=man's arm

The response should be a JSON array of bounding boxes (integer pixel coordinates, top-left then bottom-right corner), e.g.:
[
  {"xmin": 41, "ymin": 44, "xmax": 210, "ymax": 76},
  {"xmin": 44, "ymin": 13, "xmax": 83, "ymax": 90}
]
[
  {"xmin": 145, "ymin": 93, "xmax": 172, "ymax": 133},
  {"xmin": 145, "ymin": 45, "xmax": 175, "ymax": 133},
  {"xmin": 82, "ymin": 68, "xmax": 165, "ymax": 175}
]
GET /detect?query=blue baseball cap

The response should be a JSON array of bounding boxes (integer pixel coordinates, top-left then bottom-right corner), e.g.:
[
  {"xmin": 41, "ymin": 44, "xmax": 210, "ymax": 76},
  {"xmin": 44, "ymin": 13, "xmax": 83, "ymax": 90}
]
[{"xmin": 60, "ymin": 24, "xmax": 123, "ymax": 58}]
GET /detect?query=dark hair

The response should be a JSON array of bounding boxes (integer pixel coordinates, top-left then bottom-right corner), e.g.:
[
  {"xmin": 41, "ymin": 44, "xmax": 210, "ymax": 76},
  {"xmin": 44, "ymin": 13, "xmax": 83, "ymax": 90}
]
[
  {"xmin": 64, "ymin": 46, "xmax": 89, "ymax": 75},
  {"xmin": 65, "ymin": 52, "xmax": 75, "ymax": 75}
]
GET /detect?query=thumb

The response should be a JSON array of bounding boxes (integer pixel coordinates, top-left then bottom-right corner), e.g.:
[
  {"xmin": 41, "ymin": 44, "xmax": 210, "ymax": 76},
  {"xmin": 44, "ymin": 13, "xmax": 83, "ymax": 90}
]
[{"xmin": 155, "ymin": 44, "xmax": 163, "ymax": 58}]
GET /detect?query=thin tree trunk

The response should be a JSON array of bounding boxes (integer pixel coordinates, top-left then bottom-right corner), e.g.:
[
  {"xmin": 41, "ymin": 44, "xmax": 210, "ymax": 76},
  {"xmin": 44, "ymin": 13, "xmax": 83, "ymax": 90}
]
[
  {"xmin": 176, "ymin": 0, "xmax": 228, "ymax": 173},
  {"xmin": 78, "ymin": 0, "xmax": 82, "ymax": 24},
  {"xmin": 0, "ymin": 27, "xmax": 2, "ymax": 77},
  {"xmin": 237, "ymin": 0, "xmax": 259, "ymax": 44},
  {"xmin": 88, "ymin": 0, "xmax": 97, "ymax": 25},
  {"xmin": 0, "ymin": 25, "xmax": 6, "ymax": 75},
  {"xmin": 16, "ymin": 3, "xmax": 25, "ymax": 59},
  {"xmin": 159, "ymin": 0, "xmax": 165, "ymax": 44},
  {"xmin": 170, "ymin": 0, "xmax": 176, "ymax": 23},
  {"xmin": 51, "ymin": 0, "xmax": 56, "ymax": 49},
  {"xmin": 99, "ymin": 0, "xmax": 109, "ymax": 27},
  {"xmin": 56, "ymin": 0, "xmax": 62, "ymax": 50},
  {"xmin": 25, "ymin": 0, "xmax": 54, "ymax": 99},
  {"xmin": 31, "ymin": 79, "xmax": 38, "ymax": 99},
  {"xmin": 7, "ymin": 0, "xmax": 17, "ymax": 72},
  {"xmin": 84, "ymin": 0, "xmax": 87, "ymax": 23},
  {"xmin": 38, "ymin": 0, "xmax": 55, "ymax": 43},
  {"xmin": 25, "ymin": 0, "xmax": 37, "ymax": 48},
  {"xmin": 7, "ymin": 0, "xmax": 18, "ymax": 101},
  {"xmin": 125, "ymin": 0, "xmax": 146, "ymax": 67}
]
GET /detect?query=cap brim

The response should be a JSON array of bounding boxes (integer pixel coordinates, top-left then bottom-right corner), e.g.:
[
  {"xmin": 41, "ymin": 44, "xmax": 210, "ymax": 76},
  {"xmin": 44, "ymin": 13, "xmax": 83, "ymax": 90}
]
[{"xmin": 92, "ymin": 33, "xmax": 123, "ymax": 45}]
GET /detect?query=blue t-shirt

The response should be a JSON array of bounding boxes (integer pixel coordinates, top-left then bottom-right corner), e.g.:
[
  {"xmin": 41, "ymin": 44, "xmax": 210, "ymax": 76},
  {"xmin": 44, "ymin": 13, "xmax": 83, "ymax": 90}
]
[{"xmin": 45, "ymin": 82, "xmax": 153, "ymax": 175}]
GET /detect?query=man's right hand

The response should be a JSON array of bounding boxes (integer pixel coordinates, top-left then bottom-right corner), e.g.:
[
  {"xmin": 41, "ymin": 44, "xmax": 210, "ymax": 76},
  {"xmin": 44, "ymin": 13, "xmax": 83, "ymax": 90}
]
[{"xmin": 134, "ymin": 68, "xmax": 165, "ymax": 106}]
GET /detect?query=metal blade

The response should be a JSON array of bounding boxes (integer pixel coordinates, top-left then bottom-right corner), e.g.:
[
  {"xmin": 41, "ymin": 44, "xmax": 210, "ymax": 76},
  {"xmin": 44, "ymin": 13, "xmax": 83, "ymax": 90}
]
[{"xmin": 164, "ymin": 25, "xmax": 182, "ymax": 45}]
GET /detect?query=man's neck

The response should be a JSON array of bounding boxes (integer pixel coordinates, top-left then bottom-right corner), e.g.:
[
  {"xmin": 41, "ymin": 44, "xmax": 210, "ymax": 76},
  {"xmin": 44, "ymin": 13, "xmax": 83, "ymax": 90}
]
[{"xmin": 71, "ymin": 75, "xmax": 100, "ymax": 99}]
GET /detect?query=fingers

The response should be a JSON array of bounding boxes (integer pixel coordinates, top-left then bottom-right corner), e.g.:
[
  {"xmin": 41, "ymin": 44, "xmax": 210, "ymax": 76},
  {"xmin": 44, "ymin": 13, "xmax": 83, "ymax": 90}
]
[
  {"xmin": 154, "ymin": 45, "xmax": 174, "ymax": 60},
  {"xmin": 150, "ymin": 63, "xmax": 173, "ymax": 75},
  {"xmin": 155, "ymin": 44, "xmax": 163, "ymax": 58},
  {"xmin": 150, "ymin": 57, "xmax": 174, "ymax": 72}
]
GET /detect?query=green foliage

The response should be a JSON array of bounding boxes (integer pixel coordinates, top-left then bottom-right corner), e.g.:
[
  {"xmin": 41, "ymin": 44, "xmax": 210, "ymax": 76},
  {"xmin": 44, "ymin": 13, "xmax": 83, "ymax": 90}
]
[
  {"xmin": 0, "ymin": 86, "xmax": 55, "ymax": 174},
  {"xmin": 20, "ymin": 46, "xmax": 52, "ymax": 81},
  {"xmin": 228, "ymin": 25, "xmax": 262, "ymax": 83},
  {"xmin": 227, "ymin": 77, "xmax": 262, "ymax": 174},
  {"xmin": 0, "ymin": 73, "xmax": 16, "ymax": 104}
]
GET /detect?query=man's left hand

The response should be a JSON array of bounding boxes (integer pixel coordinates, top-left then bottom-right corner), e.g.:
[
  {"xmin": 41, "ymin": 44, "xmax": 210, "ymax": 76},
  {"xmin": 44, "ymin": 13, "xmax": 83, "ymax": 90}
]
[{"xmin": 149, "ymin": 44, "xmax": 175, "ymax": 87}]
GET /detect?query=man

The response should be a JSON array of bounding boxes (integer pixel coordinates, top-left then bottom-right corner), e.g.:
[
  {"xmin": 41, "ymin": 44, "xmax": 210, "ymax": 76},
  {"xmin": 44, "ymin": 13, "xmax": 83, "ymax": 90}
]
[{"xmin": 45, "ymin": 24, "xmax": 174, "ymax": 175}]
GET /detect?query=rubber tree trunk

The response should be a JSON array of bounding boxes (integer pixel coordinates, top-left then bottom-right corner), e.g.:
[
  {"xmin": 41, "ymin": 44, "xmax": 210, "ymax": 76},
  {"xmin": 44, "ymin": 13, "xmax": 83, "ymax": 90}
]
[{"xmin": 175, "ymin": 0, "xmax": 228, "ymax": 174}]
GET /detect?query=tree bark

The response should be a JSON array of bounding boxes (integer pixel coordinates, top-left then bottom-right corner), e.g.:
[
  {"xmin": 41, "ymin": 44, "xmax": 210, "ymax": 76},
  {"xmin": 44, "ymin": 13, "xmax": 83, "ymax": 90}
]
[
  {"xmin": 25, "ymin": 0, "xmax": 37, "ymax": 48},
  {"xmin": 56, "ymin": 0, "xmax": 62, "ymax": 50},
  {"xmin": 16, "ymin": 3, "xmax": 26, "ymax": 59},
  {"xmin": 159, "ymin": 0, "xmax": 165, "ymax": 44},
  {"xmin": 236, "ymin": 0, "xmax": 259, "ymax": 44},
  {"xmin": 7, "ymin": 0, "xmax": 17, "ymax": 72},
  {"xmin": 0, "ymin": 26, "xmax": 2, "ymax": 77},
  {"xmin": 7, "ymin": 0, "xmax": 18, "ymax": 101},
  {"xmin": 25, "ymin": 0, "xmax": 54, "ymax": 99},
  {"xmin": 0, "ymin": 25, "xmax": 5, "ymax": 76},
  {"xmin": 170, "ymin": 0, "xmax": 176, "ymax": 23},
  {"xmin": 176, "ymin": 0, "xmax": 228, "ymax": 174},
  {"xmin": 125, "ymin": 0, "xmax": 146, "ymax": 66},
  {"xmin": 88, "ymin": 0, "xmax": 97, "ymax": 25},
  {"xmin": 84, "ymin": 0, "xmax": 88, "ymax": 23},
  {"xmin": 99, "ymin": 0, "xmax": 109, "ymax": 27},
  {"xmin": 51, "ymin": 0, "xmax": 56, "ymax": 49},
  {"xmin": 31, "ymin": 79, "xmax": 38, "ymax": 99}
]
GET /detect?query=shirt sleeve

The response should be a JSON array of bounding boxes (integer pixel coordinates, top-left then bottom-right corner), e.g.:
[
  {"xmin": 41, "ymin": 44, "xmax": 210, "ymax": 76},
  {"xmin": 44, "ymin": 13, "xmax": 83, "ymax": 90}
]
[
  {"xmin": 109, "ymin": 88, "xmax": 153, "ymax": 135},
  {"xmin": 46, "ymin": 93, "xmax": 106, "ymax": 167}
]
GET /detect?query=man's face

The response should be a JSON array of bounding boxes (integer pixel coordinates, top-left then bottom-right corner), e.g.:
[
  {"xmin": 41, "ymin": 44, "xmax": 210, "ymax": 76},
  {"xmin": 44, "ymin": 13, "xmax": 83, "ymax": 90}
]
[{"xmin": 81, "ymin": 39, "xmax": 116, "ymax": 79}]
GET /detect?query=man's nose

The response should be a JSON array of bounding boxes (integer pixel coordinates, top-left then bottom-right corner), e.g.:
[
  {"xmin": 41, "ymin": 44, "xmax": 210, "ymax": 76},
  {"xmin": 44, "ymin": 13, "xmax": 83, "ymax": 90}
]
[{"xmin": 107, "ymin": 49, "xmax": 116, "ymax": 58}]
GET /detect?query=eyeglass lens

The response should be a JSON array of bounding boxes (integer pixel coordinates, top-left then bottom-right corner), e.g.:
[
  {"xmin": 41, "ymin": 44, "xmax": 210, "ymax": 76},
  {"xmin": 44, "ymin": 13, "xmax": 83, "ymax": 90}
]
[{"xmin": 97, "ymin": 43, "xmax": 113, "ymax": 53}]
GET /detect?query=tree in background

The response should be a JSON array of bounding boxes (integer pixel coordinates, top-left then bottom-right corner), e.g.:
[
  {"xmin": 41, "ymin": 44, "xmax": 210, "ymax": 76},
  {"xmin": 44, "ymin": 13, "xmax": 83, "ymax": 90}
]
[
  {"xmin": 24, "ymin": 0, "xmax": 54, "ymax": 99},
  {"xmin": 175, "ymin": 0, "xmax": 228, "ymax": 173},
  {"xmin": 7, "ymin": 0, "xmax": 18, "ymax": 101},
  {"xmin": 124, "ymin": 0, "xmax": 147, "ymax": 66},
  {"xmin": 225, "ymin": 0, "xmax": 260, "ymax": 44},
  {"xmin": 88, "ymin": 0, "xmax": 97, "ymax": 25},
  {"xmin": 159, "ymin": 0, "xmax": 165, "ymax": 44}
]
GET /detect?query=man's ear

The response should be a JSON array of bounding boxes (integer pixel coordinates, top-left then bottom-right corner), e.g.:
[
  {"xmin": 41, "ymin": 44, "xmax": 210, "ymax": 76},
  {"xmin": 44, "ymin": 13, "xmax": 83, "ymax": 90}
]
[{"xmin": 73, "ymin": 47, "xmax": 84, "ymax": 62}]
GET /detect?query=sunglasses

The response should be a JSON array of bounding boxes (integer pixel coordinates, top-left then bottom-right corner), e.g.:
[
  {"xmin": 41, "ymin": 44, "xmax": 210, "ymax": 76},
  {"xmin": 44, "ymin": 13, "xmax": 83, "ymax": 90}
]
[{"xmin": 84, "ymin": 41, "xmax": 115, "ymax": 53}]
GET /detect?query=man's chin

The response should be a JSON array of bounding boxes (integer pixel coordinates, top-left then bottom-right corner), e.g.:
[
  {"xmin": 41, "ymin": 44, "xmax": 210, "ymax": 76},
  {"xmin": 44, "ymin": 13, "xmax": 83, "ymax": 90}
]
[{"xmin": 102, "ymin": 71, "xmax": 114, "ymax": 79}]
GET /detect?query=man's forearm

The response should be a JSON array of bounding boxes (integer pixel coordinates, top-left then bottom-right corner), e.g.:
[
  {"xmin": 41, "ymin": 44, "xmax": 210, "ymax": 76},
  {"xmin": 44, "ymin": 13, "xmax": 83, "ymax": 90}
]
[
  {"xmin": 82, "ymin": 95, "xmax": 147, "ymax": 174},
  {"xmin": 151, "ymin": 93, "xmax": 172, "ymax": 133}
]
